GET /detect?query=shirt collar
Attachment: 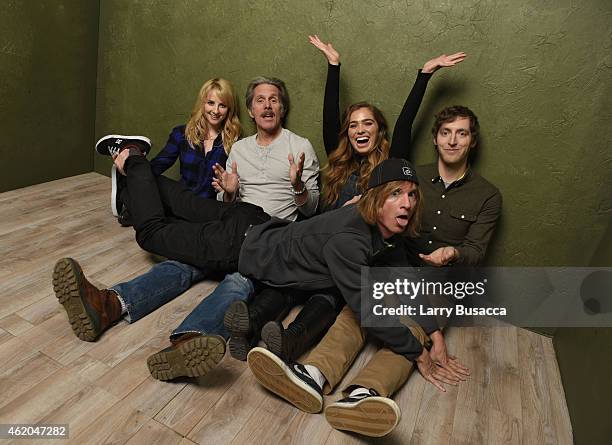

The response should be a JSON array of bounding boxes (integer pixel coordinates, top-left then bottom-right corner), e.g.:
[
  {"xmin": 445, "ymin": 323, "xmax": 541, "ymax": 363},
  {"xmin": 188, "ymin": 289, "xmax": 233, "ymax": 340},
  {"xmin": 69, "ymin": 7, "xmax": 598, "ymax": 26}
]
[{"xmin": 431, "ymin": 166, "xmax": 472, "ymax": 188}]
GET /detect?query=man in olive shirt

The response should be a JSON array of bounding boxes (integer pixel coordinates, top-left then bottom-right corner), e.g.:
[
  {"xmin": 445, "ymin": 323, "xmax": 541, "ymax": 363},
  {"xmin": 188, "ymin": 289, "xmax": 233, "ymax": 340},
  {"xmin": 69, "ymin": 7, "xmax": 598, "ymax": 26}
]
[{"xmin": 410, "ymin": 105, "xmax": 502, "ymax": 266}]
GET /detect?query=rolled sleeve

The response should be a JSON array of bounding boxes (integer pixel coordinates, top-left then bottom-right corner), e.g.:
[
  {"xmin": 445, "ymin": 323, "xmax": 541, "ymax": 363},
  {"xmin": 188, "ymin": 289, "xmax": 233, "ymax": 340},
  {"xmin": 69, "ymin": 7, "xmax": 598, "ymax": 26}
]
[{"xmin": 296, "ymin": 139, "xmax": 320, "ymax": 216}]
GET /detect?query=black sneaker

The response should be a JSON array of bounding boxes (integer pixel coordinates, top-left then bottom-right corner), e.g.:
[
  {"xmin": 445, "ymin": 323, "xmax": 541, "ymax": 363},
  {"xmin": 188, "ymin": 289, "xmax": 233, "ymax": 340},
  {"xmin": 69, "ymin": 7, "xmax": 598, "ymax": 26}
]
[
  {"xmin": 247, "ymin": 347, "xmax": 323, "ymax": 413},
  {"xmin": 117, "ymin": 205, "xmax": 132, "ymax": 227},
  {"xmin": 95, "ymin": 134, "xmax": 151, "ymax": 157},
  {"xmin": 324, "ymin": 388, "xmax": 400, "ymax": 437}
]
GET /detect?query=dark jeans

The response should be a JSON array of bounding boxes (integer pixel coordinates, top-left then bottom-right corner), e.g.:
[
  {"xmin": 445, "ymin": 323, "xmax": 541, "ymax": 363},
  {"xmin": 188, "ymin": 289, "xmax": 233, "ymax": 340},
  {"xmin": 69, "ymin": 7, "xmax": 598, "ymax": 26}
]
[
  {"xmin": 110, "ymin": 260, "xmax": 206, "ymax": 323},
  {"xmin": 124, "ymin": 155, "xmax": 270, "ymax": 271},
  {"xmin": 170, "ymin": 272, "xmax": 255, "ymax": 341}
]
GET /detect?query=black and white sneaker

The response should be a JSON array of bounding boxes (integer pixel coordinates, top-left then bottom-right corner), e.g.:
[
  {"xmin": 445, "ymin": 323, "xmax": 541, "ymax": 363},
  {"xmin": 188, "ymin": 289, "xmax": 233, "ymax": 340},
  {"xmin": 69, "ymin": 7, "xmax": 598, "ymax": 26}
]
[
  {"xmin": 324, "ymin": 388, "xmax": 400, "ymax": 437},
  {"xmin": 117, "ymin": 205, "xmax": 132, "ymax": 227},
  {"xmin": 247, "ymin": 347, "xmax": 323, "ymax": 413},
  {"xmin": 95, "ymin": 134, "xmax": 151, "ymax": 157}
]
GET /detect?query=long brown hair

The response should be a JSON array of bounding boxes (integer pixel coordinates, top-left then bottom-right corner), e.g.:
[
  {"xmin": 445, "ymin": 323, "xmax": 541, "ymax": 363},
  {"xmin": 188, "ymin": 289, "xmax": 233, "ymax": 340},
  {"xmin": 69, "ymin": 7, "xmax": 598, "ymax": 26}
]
[
  {"xmin": 185, "ymin": 78, "xmax": 241, "ymax": 153},
  {"xmin": 322, "ymin": 102, "xmax": 390, "ymax": 206}
]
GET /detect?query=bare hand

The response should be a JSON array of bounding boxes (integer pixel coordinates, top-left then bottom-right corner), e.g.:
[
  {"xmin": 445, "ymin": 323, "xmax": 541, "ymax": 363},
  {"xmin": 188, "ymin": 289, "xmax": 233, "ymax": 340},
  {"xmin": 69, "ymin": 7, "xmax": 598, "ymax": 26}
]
[
  {"xmin": 428, "ymin": 331, "xmax": 470, "ymax": 382},
  {"xmin": 288, "ymin": 152, "xmax": 306, "ymax": 189},
  {"xmin": 113, "ymin": 150, "xmax": 130, "ymax": 176},
  {"xmin": 422, "ymin": 52, "xmax": 467, "ymax": 74},
  {"xmin": 308, "ymin": 35, "xmax": 340, "ymax": 65},
  {"xmin": 419, "ymin": 246, "xmax": 458, "ymax": 267},
  {"xmin": 343, "ymin": 194, "xmax": 362, "ymax": 207},
  {"xmin": 212, "ymin": 161, "xmax": 240, "ymax": 195},
  {"xmin": 416, "ymin": 349, "xmax": 461, "ymax": 392}
]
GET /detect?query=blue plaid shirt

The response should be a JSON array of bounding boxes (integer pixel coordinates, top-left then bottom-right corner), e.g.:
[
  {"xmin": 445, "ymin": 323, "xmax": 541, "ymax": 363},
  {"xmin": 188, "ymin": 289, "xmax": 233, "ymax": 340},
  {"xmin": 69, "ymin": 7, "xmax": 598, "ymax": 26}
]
[{"xmin": 149, "ymin": 125, "xmax": 228, "ymax": 199}]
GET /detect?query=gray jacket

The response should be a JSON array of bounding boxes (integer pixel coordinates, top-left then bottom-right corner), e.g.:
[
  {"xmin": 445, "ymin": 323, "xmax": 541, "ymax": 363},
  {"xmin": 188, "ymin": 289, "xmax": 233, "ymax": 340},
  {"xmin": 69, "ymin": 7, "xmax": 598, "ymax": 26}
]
[{"xmin": 238, "ymin": 205, "xmax": 424, "ymax": 360}]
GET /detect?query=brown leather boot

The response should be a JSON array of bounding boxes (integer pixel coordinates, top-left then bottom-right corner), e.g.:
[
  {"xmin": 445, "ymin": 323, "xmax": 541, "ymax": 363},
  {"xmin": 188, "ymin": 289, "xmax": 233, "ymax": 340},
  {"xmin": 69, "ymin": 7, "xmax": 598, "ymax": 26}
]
[
  {"xmin": 147, "ymin": 334, "xmax": 226, "ymax": 381},
  {"xmin": 52, "ymin": 258, "xmax": 123, "ymax": 342}
]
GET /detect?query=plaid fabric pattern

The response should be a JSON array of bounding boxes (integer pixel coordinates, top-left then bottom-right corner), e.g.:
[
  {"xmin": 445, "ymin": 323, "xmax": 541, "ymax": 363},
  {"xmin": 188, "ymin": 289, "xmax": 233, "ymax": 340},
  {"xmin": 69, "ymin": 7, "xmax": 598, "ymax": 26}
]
[{"xmin": 149, "ymin": 125, "xmax": 228, "ymax": 199}]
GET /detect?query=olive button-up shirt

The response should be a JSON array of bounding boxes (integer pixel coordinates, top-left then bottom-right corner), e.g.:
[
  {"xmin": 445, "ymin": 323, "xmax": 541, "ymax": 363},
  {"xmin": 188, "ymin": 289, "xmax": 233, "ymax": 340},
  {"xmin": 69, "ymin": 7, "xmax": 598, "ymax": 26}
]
[{"xmin": 414, "ymin": 163, "xmax": 502, "ymax": 265}]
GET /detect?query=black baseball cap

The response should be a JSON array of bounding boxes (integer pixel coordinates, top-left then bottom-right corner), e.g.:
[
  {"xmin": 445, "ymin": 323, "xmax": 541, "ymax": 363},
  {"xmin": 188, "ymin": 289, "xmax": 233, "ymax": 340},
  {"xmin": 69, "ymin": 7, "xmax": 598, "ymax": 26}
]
[{"xmin": 366, "ymin": 158, "xmax": 419, "ymax": 190}]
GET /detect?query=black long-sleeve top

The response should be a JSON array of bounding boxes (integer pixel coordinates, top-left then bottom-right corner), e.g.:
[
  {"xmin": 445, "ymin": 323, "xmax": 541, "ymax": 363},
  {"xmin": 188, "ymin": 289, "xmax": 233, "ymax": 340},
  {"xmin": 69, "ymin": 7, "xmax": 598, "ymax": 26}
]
[
  {"xmin": 322, "ymin": 64, "xmax": 433, "ymax": 157},
  {"xmin": 322, "ymin": 64, "xmax": 433, "ymax": 209},
  {"xmin": 314, "ymin": 64, "xmax": 439, "ymax": 358}
]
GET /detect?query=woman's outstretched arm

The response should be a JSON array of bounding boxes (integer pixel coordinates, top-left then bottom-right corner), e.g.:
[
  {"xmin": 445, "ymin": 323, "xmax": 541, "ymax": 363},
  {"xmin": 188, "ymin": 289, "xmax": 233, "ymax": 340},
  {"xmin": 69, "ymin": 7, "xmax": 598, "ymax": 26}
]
[
  {"xmin": 390, "ymin": 52, "xmax": 467, "ymax": 159},
  {"xmin": 309, "ymin": 35, "xmax": 342, "ymax": 155}
]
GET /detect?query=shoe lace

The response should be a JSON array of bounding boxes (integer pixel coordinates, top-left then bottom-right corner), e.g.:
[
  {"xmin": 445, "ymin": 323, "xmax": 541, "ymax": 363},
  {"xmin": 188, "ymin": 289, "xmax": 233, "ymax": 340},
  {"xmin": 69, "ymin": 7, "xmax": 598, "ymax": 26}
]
[
  {"xmin": 108, "ymin": 143, "xmax": 122, "ymax": 157},
  {"xmin": 291, "ymin": 363, "xmax": 312, "ymax": 379}
]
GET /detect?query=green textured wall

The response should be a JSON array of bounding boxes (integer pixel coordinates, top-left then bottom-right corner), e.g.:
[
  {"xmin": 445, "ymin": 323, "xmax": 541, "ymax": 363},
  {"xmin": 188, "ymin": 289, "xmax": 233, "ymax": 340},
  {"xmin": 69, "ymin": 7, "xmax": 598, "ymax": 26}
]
[
  {"xmin": 94, "ymin": 5, "xmax": 611, "ymax": 440},
  {"xmin": 0, "ymin": 0, "xmax": 99, "ymax": 192},
  {"xmin": 94, "ymin": 0, "xmax": 611, "ymax": 268}
]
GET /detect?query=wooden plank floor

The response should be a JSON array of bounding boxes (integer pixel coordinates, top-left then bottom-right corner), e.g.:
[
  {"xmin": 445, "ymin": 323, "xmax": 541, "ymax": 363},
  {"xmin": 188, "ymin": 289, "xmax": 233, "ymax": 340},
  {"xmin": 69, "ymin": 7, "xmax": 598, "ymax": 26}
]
[{"xmin": 0, "ymin": 173, "xmax": 573, "ymax": 445}]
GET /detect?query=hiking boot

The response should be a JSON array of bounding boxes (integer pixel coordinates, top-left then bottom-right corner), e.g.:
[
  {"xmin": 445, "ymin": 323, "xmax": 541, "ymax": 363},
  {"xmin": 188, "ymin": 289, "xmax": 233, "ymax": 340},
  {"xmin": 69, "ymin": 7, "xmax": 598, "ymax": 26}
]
[
  {"xmin": 52, "ymin": 258, "xmax": 123, "ymax": 342},
  {"xmin": 247, "ymin": 347, "xmax": 323, "ymax": 413},
  {"xmin": 95, "ymin": 134, "xmax": 151, "ymax": 157},
  {"xmin": 223, "ymin": 300, "xmax": 252, "ymax": 360},
  {"xmin": 324, "ymin": 389, "xmax": 400, "ymax": 437},
  {"xmin": 261, "ymin": 294, "xmax": 338, "ymax": 362},
  {"xmin": 224, "ymin": 288, "xmax": 290, "ymax": 361},
  {"xmin": 147, "ymin": 334, "xmax": 226, "ymax": 381}
]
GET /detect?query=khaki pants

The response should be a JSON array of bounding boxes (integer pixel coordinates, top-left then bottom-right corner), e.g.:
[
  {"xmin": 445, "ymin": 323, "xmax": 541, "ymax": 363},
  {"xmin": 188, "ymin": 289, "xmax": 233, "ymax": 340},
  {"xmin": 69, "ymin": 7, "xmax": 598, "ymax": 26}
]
[{"xmin": 303, "ymin": 305, "xmax": 429, "ymax": 397}]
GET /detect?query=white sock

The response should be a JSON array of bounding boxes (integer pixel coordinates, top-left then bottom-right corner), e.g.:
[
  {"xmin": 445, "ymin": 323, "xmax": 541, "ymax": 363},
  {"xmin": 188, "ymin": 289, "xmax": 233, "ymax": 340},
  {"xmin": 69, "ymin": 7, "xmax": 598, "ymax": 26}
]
[
  {"xmin": 113, "ymin": 291, "xmax": 128, "ymax": 316},
  {"xmin": 304, "ymin": 364, "xmax": 326, "ymax": 390},
  {"xmin": 348, "ymin": 386, "xmax": 371, "ymax": 398}
]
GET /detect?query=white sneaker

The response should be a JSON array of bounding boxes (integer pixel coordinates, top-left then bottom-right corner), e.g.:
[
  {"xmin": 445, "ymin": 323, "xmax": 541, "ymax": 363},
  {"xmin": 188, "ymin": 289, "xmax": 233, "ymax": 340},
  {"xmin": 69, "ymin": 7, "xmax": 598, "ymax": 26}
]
[
  {"xmin": 247, "ymin": 347, "xmax": 323, "ymax": 413},
  {"xmin": 324, "ymin": 388, "xmax": 400, "ymax": 437}
]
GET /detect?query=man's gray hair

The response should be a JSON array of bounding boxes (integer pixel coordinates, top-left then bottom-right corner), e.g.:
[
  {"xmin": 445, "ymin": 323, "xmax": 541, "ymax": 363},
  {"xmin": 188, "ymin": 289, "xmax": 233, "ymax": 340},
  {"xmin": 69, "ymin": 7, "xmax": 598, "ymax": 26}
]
[{"xmin": 245, "ymin": 76, "xmax": 290, "ymax": 119}]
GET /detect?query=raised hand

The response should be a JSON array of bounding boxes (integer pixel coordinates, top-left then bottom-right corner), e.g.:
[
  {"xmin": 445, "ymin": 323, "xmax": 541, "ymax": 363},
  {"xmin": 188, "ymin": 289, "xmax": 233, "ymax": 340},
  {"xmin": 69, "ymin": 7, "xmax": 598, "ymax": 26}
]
[
  {"xmin": 288, "ymin": 152, "xmax": 306, "ymax": 190},
  {"xmin": 419, "ymin": 246, "xmax": 458, "ymax": 267},
  {"xmin": 422, "ymin": 52, "xmax": 467, "ymax": 74},
  {"xmin": 308, "ymin": 34, "xmax": 340, "ymax": 65},
  {"xmin": 212, "ymin": 161, "xmax": 240, "ymax": 198}
]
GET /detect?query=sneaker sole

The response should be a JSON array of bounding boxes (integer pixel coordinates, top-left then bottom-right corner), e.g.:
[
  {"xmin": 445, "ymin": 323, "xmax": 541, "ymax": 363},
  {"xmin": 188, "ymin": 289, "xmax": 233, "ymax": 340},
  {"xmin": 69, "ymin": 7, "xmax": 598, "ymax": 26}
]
[
  {"xmin": 247, "ymin": 347, "xmax": 322, "ymax": 413},
  {"xmin": 95, "ymin": 134, "xmax": 152, "ymax": 156},
  {"xmin": 111, "ymin": 165, "xmax": 119, "ymax": 217},
  {"xmin": 324, "ymin": 396, "xmax": 400, "ymax": 437},
  {"xmin": 147, "ymin": 336, "xmax": 225, "ymax": 381},
  {"xmin": 223, "ymin": 300, "xmax": 251, "ymax": 361},
  {"xmin": 52, "ymin": 258, "xmax": 99, "ymax": 342},
  {"xmin": 260, "ymin": 321, "xmax": 284, "ymax": 359}
]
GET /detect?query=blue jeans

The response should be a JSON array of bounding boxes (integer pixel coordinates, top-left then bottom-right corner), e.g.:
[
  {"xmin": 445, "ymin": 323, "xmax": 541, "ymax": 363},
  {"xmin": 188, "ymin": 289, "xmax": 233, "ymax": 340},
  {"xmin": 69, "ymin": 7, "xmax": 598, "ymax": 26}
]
[
  {"xmin": 110, "ymin": 260, "xmax": 206, "ymax": 322},
  {"xmin": 170, "ymin": 272, "xmax": 255, "ymax": 341}
]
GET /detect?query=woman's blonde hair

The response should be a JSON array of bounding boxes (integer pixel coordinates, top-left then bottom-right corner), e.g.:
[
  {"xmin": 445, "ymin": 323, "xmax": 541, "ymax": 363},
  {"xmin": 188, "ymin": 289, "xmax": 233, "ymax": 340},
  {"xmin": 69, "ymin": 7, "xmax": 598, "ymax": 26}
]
[
  {"xmin": 185, "ymin": 78, "xmax": 240, "ymax": 153},
  {"xmin": 322, "ymin": 102, "xmax": 390, "ymax": 206},
  {"xmin": 358, "ymin": 180, "xmax": 422, "ymax": 237}
]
